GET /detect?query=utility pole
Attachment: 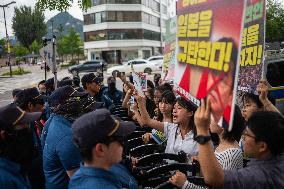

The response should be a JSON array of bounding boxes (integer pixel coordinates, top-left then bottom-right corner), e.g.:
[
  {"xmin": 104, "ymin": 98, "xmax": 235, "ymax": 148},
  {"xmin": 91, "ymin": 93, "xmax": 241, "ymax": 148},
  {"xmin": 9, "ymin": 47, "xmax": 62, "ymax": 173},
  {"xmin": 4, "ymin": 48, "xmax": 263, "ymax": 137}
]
[
  {"xmin": 51, "ymin": 19, "xmax": 57, "ymax": 89},
  {"xmin": 0, "ymin": 1, "xmax": 16, "ymax": 77}
]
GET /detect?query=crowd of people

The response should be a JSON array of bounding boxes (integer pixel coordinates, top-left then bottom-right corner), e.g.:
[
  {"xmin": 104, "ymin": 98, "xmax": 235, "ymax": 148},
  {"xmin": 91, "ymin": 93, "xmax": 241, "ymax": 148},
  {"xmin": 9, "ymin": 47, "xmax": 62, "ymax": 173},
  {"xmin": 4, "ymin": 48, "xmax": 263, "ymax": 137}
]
[{"xmin": 0, "ymin": 71, "xmax": 283, "ymax": 189}]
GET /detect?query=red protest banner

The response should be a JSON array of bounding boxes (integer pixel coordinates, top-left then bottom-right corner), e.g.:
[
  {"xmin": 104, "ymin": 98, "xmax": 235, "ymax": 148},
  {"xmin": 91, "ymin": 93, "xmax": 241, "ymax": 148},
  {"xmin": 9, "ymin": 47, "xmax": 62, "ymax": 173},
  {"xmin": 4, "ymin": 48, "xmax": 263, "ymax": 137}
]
[{"xmin": 174, "ymin": 0, "xmax": 245, "ymax": 131}]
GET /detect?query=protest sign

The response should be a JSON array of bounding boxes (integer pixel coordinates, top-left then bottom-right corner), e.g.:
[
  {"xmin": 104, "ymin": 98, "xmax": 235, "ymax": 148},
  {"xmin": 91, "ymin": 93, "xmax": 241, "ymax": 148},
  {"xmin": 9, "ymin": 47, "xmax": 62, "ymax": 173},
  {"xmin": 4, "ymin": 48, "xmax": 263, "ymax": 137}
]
[
  {"xmin": 174, "ymin": 0, "xmax": 245, "ymax": 131},
  {"xmin": 133, "ymin": 72, "xmax": 147, "ymax": 96},
  {"xmin": 238, "ymin": 0, "xmax": 266, "ymax": 94},
  {"xmin": 163, "ymin": 17, "xmax": 177, "ymax": 82}
]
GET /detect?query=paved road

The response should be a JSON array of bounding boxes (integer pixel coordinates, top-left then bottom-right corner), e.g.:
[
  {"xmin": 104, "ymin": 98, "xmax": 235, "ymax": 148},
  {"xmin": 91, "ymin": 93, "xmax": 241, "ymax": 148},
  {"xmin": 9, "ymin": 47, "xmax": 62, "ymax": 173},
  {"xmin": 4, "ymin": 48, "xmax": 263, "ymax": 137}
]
[{"xmin": 0, "ymin": 65, "xmax": 70, "ymax": 106}]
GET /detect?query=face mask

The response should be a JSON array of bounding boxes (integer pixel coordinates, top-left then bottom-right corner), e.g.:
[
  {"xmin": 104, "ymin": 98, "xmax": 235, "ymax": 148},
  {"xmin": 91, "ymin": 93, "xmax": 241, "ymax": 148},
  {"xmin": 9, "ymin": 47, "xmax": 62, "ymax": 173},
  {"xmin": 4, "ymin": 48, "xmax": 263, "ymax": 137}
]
[{"xmin": 1, "ymin": 128, "xmax": 34, "ymax": 169}]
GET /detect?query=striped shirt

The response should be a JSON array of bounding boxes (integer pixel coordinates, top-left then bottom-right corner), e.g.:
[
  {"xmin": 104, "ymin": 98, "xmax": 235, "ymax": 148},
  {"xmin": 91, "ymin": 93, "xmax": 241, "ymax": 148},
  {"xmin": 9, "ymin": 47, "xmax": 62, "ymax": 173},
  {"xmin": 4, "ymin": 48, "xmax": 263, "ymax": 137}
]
[{"xmin": 182, "ymin": 148, "xmax": 243, "ymax": 189}]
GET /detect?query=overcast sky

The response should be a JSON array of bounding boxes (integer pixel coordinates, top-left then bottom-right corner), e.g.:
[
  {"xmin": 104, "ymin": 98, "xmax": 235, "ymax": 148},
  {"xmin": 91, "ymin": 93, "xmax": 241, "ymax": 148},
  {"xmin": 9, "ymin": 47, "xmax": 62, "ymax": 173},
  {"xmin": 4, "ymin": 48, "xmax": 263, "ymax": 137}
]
[{"xmin": 0, "ymin": 0, "xmax": 83, "ymax": 39}]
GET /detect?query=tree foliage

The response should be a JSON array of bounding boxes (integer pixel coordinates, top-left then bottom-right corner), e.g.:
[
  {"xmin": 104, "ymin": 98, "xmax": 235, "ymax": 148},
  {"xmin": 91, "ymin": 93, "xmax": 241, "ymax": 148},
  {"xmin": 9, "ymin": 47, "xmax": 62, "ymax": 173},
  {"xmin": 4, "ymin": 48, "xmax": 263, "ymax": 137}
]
[
  {"xmin": 57, "ymin": 28, "xmax": 84, "ymax": 59},
  {"xmin": 12, "ymin": 6, "xmax": 47, "ymax": 49},
  {"xmin": 36, "ymin": 0, "xmax": 92, "ymax": 11},
  {"xmin": 29, "ymin": 40, "xmax": 41, "ymax": 54},
  {"xmin": 12, "ymin": 43, "xmax": 29, "ymax": 58},
  {"xmin": 266, "ymin": 0, "xmax": 284, "ymax": 42}
]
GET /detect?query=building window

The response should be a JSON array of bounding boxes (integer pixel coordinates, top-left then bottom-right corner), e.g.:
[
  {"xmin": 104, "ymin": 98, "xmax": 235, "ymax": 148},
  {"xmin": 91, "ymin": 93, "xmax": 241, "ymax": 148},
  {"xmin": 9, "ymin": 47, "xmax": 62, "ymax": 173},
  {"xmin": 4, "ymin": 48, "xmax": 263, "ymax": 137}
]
[
  {"xmin": 107, "ymin": 12, "xmax": 116, "ymax": 21},
  {"xmin": 162, "ymin": 5, "xmax": 167, "ymax": 14},
  {"xmin": 92, "ymin": 0, "xmax": 140, "ymax": 5},
  {"xmin": 84, "ymin": 29, "xmax": 160, "ymax": 42},
  {"xmin": 95, "ymin": 12, "xmax": 102, "ymax": 23},
  {"xmin": 142, "ymin": 12, "xmax": 160, "ymax": 26},
  {"xmin": 152, "ymin": 1, "xmax": 160, "ymax": 12}
]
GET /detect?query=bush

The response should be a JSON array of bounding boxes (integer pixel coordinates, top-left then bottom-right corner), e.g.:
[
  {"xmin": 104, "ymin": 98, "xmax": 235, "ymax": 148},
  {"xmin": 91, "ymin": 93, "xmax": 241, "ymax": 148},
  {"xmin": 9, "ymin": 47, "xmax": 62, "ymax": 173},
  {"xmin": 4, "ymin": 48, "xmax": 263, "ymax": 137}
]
[{"xmin": 2, "ymin": 67, "xmax": 31, "ymax": 76}]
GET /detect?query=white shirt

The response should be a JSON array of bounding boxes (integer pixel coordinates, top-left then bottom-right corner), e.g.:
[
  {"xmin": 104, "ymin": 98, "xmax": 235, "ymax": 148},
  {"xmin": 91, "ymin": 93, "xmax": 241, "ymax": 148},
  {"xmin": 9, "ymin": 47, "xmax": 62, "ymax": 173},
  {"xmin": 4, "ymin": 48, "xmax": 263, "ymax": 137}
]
[{"xmin": 163, "ymin": 122, "xmax": 198, "ymax": 158}]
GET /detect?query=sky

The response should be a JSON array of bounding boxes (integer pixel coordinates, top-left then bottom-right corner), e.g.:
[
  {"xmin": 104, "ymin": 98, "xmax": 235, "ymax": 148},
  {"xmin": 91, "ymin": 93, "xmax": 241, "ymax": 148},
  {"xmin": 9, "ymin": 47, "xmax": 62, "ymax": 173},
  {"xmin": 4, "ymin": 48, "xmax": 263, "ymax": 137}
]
[{"xmin": 0, "ymin": 0, "xmax": 83, "ymax": 39}]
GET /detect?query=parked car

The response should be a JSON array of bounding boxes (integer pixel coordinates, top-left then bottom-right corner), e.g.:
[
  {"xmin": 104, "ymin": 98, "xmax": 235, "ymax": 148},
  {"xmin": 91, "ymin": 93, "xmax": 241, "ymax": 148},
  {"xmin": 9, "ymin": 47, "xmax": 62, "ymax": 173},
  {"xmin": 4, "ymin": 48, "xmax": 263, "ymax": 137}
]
[
  {"xmin": 106, "ymin": 59, "xmax": 160, "ymax": 76},
  {"xmin": 147, "ymin": 55, "xmax": 164, "ymax": 69},
  {"xmin": 68, "ymin": 60, "xmax": 107, "ymax": 75}
]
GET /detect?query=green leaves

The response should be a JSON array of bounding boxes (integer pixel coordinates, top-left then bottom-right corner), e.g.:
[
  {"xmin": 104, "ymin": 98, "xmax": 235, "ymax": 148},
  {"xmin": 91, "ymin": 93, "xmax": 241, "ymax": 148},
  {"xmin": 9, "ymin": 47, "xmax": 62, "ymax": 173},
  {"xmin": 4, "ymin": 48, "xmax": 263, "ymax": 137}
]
[
  {"xmin": 36, "ymin": 0, "xmax": 92, "ymax": 11},
  {"xmin": 12, "ymin": 6, "xmax": 47, "ymax": 49},
  {"xmin": 266, "ymin": 0, "xmax": 284, "ymax": 42},
  {"xmin": 57, "ymin": 28, "xmax": 84, "ymax": 57}
]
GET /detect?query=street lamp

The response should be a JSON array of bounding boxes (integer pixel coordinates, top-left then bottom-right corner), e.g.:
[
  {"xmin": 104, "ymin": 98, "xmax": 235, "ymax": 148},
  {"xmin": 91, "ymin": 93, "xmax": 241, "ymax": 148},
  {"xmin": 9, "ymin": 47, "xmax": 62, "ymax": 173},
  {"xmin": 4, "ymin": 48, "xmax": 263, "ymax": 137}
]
[{"xmin": 0, "ymin": 1, "xmax": 16, "ymax": 77}]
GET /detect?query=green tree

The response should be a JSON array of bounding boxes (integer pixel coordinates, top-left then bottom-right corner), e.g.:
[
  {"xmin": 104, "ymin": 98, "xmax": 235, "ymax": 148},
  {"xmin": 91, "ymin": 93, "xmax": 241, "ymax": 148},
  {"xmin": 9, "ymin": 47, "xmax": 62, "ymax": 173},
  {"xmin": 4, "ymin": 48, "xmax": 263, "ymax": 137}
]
[
  {"xmin": 36, "ymin": 0, "xmax": 92, "ymax": 11},
  {"xmin": 29, "ymin": 40, "xmax": 41, "ymax": 54},
  {"xmin": 0, "ymin": 38, "xmax": 5, "ymax": 57},
  {"xmin": 266, "ymin": 0, "xmax": 284, "ymax": 42},
  {"xmin": 12, "ymin": 43, "xmax": 29, "ymax": 61},
  {"xmin": 12, "ymin": 6, "xmax": 47, "ymax": 49},
  {"xmin": 57, "ymin": 28, "xmax": 84, "ymax": 61}
]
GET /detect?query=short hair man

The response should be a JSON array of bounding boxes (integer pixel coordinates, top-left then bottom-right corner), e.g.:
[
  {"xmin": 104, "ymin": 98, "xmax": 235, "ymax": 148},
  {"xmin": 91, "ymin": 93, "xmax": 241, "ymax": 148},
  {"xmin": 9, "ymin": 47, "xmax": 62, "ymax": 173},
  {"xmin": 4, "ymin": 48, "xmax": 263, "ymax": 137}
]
[
  {"xmin": 81, "ymin": 73, "xmax": 103, "ymax": 97},
  {"xmin": 69, "ymin": 109, "xmax": 136, "ymax": 189},
  {"xmin": 194, "ymin": 99, "xmax": 284, "ymax": 189},
  {"xmin": 0, "ymin": 103, "xmax": 42, "ymax": 189},
  {"xmin": 42, "ymin": 86, "xmax": 95, "ymax": 189},
  {"xmin": 81, "ymin": 73, "xmax": 113, "ymax": 109}
]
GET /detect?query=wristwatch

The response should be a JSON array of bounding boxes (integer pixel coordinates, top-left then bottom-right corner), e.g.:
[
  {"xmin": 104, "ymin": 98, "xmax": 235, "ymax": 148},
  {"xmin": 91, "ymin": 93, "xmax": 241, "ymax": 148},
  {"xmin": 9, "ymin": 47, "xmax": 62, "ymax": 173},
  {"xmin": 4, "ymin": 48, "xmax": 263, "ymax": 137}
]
[{"xmin": 194, "ymin": 135, "xmax": 211, "ymax": 144}]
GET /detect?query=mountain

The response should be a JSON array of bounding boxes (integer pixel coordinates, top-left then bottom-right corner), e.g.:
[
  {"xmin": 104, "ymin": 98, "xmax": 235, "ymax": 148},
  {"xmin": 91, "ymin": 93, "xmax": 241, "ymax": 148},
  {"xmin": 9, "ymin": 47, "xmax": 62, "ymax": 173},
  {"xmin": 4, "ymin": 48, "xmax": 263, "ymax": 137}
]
[{"xmin": 46, "ymin": 12, "xmax": 83, "ymax": 39}]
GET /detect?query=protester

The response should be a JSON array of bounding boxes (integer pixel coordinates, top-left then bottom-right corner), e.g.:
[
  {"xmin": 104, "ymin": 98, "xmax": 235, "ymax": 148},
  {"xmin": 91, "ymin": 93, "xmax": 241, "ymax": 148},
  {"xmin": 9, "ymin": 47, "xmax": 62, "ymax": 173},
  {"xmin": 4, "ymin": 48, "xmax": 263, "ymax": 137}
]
[
  {"xmin": 42, "ymin": 86, "xmax": 93, "ymax": 189},
  {"xmin": 0, "ymin": 103, "xmax": 42, "ymax": 189},
  {"xmin": 138, "ymin": 90, "xmax": 176, "ymax": 144},
  {"xmin": 170, "ymin": 105, "xmax": 245, "ymax": 188},
  {"xmin": 135, "ymin": 94, "xmax": 198, "ymax": 157},
  {"xmin": 103, "ymin": 76, "xmax": 123, "ymax": 104},
  {"xmin": 242, "ymin": 80, "xmax": 280, "ymax": 121},
  {"xmin": 193, "ymin": 98, "xmax": 284, "ymax": 188},
  {"xmin": 69, "ymin": 109, "xmax": 136, "ymax": 189}
]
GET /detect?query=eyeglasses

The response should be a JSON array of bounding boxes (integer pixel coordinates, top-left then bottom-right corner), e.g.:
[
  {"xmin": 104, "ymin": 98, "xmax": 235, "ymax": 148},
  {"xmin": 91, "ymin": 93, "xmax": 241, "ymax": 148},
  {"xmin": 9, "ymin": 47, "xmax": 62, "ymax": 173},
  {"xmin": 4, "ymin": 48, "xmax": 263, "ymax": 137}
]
[{"xmin": 242, "ymin": 130, "xmax": 256, "ymax": 140}]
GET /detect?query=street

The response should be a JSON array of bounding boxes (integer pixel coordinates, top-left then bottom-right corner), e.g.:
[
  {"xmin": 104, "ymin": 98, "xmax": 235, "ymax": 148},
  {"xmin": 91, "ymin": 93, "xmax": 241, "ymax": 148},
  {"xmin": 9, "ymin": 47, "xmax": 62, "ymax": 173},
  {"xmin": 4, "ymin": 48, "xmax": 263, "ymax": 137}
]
[{"xmin": 0, "ymin": 64, "xmax": 152, "ymax": 106}]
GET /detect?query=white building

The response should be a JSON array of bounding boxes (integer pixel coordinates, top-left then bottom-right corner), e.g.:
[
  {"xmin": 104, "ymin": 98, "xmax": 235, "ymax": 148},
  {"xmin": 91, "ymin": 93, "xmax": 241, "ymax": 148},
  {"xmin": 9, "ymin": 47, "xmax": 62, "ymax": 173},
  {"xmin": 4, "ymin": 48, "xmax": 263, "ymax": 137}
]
[{"xmin": 83, "ymin": 0, "xmax": 169, "ymax": 64}]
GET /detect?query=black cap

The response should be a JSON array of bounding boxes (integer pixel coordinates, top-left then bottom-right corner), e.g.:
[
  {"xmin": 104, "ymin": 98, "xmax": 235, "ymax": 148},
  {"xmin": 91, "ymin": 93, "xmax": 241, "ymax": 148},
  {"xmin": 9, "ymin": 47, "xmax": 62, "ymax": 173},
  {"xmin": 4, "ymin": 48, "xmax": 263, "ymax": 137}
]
[
  {"xmin": 72, "ymin": 109, "xmax": 136, "ymax": 149},
  {"xmin": 0, "ymin": 103, "xmax": 42, "ymax": 130},
  {"xmin": 81, "ymin": 73, "xmax": 103, "ymax": 87},
  {"xmin": 49, "ymin": 86, "xmax": 88, "ymax": 107},
  {"xmin": 15, "ymin": 87, "xmax": 46, "ymax": 108},
  {"xmin": 12, "ymin": 89, "xmax": 22, "ymax": 98}
]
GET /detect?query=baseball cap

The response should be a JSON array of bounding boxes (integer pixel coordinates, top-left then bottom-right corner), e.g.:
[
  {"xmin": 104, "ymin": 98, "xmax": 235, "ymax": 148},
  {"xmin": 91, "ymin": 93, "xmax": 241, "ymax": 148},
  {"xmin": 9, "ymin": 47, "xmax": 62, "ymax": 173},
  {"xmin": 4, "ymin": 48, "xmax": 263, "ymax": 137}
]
[
  {"xmin": 72, "ymin": 109, "xmax": 136, "ymax": 149},
  {"xmin": 15, "ymin": 87, "xmax": 46, "ymax": 108},
  {"xmin": 49, "ymin": 86, "xmax": 88, "ymax": 107},
  {"xmin": 0, "ymin": 103, "xmax": 42, "ymax": 130},
  {"xmin": 81, "ymin": 73, "xmax": 103, "ymax": 87}
]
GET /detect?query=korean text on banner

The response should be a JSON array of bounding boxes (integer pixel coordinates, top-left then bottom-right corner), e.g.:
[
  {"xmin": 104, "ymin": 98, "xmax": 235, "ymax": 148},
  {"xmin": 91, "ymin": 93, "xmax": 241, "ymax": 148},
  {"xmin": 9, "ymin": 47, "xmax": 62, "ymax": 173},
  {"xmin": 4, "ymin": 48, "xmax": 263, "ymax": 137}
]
[
  {"xmin": 238, "ymin": 0, "xmax": 266, "ymax": 94},
  {"xmin": 175, "ymin": 0, "xmax": 246, "ymax": 131}
]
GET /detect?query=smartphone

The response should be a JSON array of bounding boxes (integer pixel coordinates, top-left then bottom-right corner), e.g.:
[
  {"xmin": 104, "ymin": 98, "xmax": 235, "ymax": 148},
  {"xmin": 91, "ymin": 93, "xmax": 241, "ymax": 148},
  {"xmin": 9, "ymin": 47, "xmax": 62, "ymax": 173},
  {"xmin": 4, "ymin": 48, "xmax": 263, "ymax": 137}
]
[{"xmin": 129, "ymin": 96, "xmax": 135, "ymax": 112}]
